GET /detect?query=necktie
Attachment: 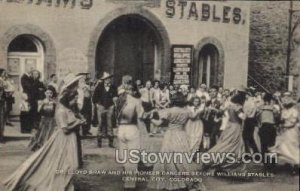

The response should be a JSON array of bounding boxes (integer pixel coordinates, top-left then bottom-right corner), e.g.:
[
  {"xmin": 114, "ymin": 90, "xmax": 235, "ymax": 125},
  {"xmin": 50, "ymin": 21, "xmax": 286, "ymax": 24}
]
[{"xmin": 148, "ymin": 89, "xmax": 150, "ymax": 103}]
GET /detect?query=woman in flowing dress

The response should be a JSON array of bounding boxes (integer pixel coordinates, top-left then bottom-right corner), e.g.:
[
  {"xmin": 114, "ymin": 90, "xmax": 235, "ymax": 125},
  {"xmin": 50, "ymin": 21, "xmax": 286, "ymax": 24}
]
[
  {"xmin": 269, "ymin": 96, "xmax": 299, "ymax": 167},
  {"xmin": 3, "ymin": 73, "xmax": 84, "ymax": 191},
  {"xmin": 29, "ymin": 86, "xmax": 57, "ymax": 151},
  {"xmin": 147, "ymin": 92, "xmax": 206, "ymax": 191},
  {"xmin": 185, "ymin": 96, "xmax": 205, "ymax": 153},
  {"xmin": 201, "ymin": 86, "xmax": 247, "ymax": 173}
]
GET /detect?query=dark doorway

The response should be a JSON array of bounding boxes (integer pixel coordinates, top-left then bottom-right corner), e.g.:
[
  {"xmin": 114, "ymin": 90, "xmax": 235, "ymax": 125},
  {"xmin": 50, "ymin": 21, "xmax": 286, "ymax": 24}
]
[
  {"xmin": 195, "ymin": 44, "xmax": 219, "ymax": 88},
  {"xmin": 95, "ymin": 15, "xmax": 160, "ymax": 85}
]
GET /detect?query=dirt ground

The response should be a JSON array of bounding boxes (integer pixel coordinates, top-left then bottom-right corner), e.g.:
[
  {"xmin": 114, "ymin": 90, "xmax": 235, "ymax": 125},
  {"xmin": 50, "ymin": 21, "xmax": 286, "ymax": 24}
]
[{"xmin": 0, "ymin": 121, "xmax": 299, "ymax": 191}]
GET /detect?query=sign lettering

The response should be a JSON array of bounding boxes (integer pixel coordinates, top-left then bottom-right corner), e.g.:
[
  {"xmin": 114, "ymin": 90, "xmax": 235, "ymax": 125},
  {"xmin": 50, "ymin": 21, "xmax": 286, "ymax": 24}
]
[
  {"xmin": 166, "ymin": 0, "xmax": 245, "ymax": 25},
  {"xmin": 0, "ymin": 0, "xmax": 93, "ymax": 9},
  {"xmin": 171, "ymin": 45, "xmax": 193, "ymax": 86}
]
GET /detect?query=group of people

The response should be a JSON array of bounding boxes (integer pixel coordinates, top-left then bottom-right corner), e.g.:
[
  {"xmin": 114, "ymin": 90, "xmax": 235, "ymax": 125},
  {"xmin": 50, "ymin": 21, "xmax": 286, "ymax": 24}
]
[
  {"xmin": 0, "ymin": 69, "xmax": 299, "ymax": 191},
  {"xmin": 0, "ymin": 68, "xmax": 15, "ymax": 143}
]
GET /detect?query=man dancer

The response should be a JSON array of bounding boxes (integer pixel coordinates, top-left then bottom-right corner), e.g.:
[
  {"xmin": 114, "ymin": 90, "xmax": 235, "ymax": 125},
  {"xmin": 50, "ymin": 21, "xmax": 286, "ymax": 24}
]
[
  {"xmin": 243, "ymin": 89, "xmax": 259, "ymax": 154},
  {"xmin": 93, "ymin": 72, "xmax": 118, "ymax": 148},
  {"xmin": 139, "ymin": 80, "xmax": 154, "ymax": 133},
  {"xmin": 205, "ymin": 86, "xmax": 221, "ymax": 147},
  {"xmin": 116, "ymin": 80, "xmax": 144, "ymax": 190}
]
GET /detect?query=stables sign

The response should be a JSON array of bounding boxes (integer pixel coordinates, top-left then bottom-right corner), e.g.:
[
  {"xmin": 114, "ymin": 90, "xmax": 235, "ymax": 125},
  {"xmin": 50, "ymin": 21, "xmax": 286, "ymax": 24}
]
[{"xmin": 165, "ymin": 0, "xmax": 245, "ymax": 24}]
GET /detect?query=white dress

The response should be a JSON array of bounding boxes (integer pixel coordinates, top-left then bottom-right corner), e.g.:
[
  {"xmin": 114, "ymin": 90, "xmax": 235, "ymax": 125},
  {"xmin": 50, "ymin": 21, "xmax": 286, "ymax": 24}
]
[
  {"xmin": 185, "ymin": 105, "xmax": 204, "ymax": 153},
  {"xmin": 270, "ymin": 107, "xmax": 299, "ymax": 165}
]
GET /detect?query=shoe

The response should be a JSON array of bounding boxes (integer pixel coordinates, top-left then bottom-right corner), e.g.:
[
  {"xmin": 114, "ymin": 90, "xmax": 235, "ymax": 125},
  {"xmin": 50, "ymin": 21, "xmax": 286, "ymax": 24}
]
[
  {"xmin": 83, "ymin": 131, "xmax": 92, "ymax": 136},
  {"xmin": 124, "ymin": 188, "xmax": 136, "ymax": 191},
  {"xmin": 6, "ymin": 122, "xmax": 13, "ymax": 126},
  {"xmin": 86, "ymin": 131, "xmax": 92, "ymax": 136},
  {"xmin": 97, "ymin": 138, "xmax": 102, "ymax": 148},
  {"xmin": 109, "ymin": 138, "xmax": 115, "ymax": 148}
]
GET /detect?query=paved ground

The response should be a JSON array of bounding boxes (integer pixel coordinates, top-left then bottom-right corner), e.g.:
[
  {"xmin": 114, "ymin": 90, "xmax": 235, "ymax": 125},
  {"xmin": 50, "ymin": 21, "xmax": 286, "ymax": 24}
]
[{"xmin": 0, "ymin": 120, "xmax": 299, "ymax": 191}]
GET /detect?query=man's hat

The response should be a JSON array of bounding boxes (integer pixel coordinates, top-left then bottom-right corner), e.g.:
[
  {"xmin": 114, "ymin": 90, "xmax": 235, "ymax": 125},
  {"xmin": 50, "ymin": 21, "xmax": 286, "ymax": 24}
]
[
  {"xmin": 100, "ymin": 72, "xmax": 113, "ymax": 80},
  {"xmin": 236, "ymin": 85, "xmax": 247, "ymax": 93},
  {"xmin": 282, "ymin": 96, "xmax": 296, "ymax": 107},
  {"xmin": 263, "ymin": 93, "xmax": 273, "ymax": 102}
]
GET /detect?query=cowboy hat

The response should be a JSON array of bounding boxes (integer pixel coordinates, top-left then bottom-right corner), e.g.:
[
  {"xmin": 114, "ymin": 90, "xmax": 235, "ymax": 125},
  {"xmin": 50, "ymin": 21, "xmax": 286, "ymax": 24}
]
[
  {"xmin": 236, "ymin": 85, "xmax": 247, "ymax": 93},
  {"xmin": 60, "ymin": 73, "xmax": 83, "ymax": 92},
  {"xmin": 282, "ymin": 96, "xmax": 296, "ymax": 108},
  {"xmin": 100, "ymin": 72, "xmax": 113, "ymax": 80}
]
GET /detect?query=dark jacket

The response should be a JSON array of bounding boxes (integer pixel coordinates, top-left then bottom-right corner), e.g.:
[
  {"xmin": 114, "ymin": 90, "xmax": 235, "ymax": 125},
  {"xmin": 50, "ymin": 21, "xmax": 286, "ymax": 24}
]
[
  {"xmin": 21, "ymin": 73, "xmax": 33, "ymax": 95},
  {"xmin": 92, "ymin": 83, "xmax": 117, "ymax": 109}
]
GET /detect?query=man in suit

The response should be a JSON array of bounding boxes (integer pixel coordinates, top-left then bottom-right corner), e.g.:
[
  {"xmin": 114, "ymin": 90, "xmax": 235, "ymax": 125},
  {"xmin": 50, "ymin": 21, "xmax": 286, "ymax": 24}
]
[
  {"xmin": 92, "ymin": 72, "xmax": 118, "ymax": 148},
  {"xmin": 205, "ymin": 86, "xmax": 222, "ymax": 148},
  {"xmin": 20, "ymin": 67, "xmax": 35, "ymax": 133}
]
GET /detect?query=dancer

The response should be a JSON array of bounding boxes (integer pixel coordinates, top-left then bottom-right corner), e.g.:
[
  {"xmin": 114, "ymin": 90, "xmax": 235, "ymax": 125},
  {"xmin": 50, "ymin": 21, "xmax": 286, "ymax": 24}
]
[
  {"xmin": 256, "ymin": 93, "xmax": 278, "ymax": 172},
  {"xmin": 115, "ymin": 82, "xmax": 145, "ymax": 190},
  {"xmin": 269, "ymin": 96, "xmax": 299, "ymax": 169},
  {"xmin": 148, "ymin": 92, "xmax": 206, "ymax": 191},
  {"xmin": 3, "ymin": 73, "xmax": 84, "ymax": 191},
  {"xmin": 243, "ymin": 90, "xmax": 259, "ymax": 154},
  {"xmin": 185, "ymin": 96, "xmax": 205, "ymax": 153},
  {"xmin": 28, "ymin": 86, "xmax": 57, "ymax": 151},
  {"xmin": 201, "ymin": 86, "xmax": 247, "ymax": 173}
]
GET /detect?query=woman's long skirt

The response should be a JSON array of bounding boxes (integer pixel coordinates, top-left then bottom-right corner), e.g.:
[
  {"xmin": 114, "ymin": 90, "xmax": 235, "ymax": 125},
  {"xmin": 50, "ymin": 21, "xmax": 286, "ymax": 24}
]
[
  {"xmin": 185, "ymin": 119, "xmax": 204, "ymax": 153},
  {"xmin": 148, "ymin": 128, "xmax": 206, "ymax": 191},
  {"xmin": 3, "ymin": 128, "xmax": 79, "ymax": 191},
  {"xmin": 270, "ymin": 127, "xmax": 300, "ymax": 165},
  {"xmin": 28, "ymin": 116, "xmax": 56, "ymax": 151},
  {"xmin": 203, "ymin": 121, "xmax": 246, "ymax": 173}
]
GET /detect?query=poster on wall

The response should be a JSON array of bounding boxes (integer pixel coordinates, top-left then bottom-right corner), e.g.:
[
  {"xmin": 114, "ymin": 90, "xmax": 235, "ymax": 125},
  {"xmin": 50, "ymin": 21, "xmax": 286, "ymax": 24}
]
[{"xmin": 170, "ymin": 44, "xmax": 193, "ymax": 86}]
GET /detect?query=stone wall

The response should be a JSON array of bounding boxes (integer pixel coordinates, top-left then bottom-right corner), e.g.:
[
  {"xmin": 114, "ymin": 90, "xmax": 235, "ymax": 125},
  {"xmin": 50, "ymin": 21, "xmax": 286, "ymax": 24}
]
[{"xmin": 249, "ymin": 1, "xmax": 300, "ymax": 94}]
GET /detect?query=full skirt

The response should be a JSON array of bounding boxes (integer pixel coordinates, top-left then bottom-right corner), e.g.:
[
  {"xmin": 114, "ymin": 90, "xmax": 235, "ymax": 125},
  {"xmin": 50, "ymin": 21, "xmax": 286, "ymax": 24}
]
[
  {"xmin": 185, "ymin": 119, "xmax": 204, "ymax": 153},
  {"xmin": 203, "ymin": 121, "xmax": 246, "ymax": 172},
  {"xmin": 269, "ymin": 127, "xmax": 300, "ymax": 165},
  {"xmin": 3, "ymin": 129, "xmax": 79, "ymax": 191},
  {"xmin": 148, "ymin": 128, "xmax": 206, "ymax": 191},
  {"xmin": 28, "ymin": 116, "xmax": 56, "ymax": 151}
]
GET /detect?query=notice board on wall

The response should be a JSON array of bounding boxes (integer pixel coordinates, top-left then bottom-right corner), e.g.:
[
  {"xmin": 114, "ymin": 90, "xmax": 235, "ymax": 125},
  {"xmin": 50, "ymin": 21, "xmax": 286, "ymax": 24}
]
[{"xmin": 170, "ymin": 45, "xmax": 193, "ymax": 86}]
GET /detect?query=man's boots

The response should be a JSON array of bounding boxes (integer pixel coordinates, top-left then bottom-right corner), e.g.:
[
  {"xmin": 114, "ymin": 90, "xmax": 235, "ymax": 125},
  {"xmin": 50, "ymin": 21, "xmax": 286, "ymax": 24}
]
[
  {"xmin": 108, "ymin": 137, "xmax": 114, "ymax": 148},
  {"xmin": 97, "ymin": 137, "xmax": 102, "ymax": 148}
]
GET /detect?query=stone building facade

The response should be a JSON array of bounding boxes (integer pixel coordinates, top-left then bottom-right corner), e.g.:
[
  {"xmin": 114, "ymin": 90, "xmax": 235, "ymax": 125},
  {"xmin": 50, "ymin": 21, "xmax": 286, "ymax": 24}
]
[
  {"xmin": 249, "ymin": 1, "xmax": 300, "ymax": 95},
  {"xmin": 0, "ymin": 0, "xmax": 250, "ymax": 113}
]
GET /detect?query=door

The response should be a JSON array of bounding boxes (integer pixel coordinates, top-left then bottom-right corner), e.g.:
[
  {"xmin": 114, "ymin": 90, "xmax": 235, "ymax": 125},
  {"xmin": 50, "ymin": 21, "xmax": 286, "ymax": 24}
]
[{"xmin": 7, "ymin": 35, "xmax": 44, "ymax": 115}]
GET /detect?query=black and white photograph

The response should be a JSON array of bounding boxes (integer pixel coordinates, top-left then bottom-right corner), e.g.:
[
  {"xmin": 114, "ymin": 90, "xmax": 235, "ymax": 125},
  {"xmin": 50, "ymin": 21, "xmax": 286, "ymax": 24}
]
[{"xmin": 0, "ymin": 0, "xmax": 299, "ymax": 191}]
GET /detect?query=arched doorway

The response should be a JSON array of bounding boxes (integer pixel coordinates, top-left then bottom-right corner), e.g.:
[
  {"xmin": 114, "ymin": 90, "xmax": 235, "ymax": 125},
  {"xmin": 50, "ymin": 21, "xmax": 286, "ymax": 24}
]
[
  {"xmin": 7, "ymin": 35, "xmax": 44, "ymax": 114},
  {"xmin": 95, "ymin": 14, "xmax": 162, "ymax": 85},
  {"xmin": 196, "ymin": 44, "xmax": 219, "ymax": 87},
  {"xmin": 193, "ymin": 37, "xmax": 225, "ymax": 88}
]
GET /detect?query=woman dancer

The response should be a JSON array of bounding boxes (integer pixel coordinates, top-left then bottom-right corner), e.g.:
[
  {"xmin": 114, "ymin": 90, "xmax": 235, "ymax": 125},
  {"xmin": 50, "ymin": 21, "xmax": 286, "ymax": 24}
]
[
  {"xmin": 201, "ymin": 86, "xmax": 247, "ymax": 173},
  {"xmin": 185, "ymin": 96, "xmax": 205, "ymax": 153},
  {"xmin": 148, "ymin": 92, "xmax": 206, "ymax": 191},
  {"xmin": 270, "ymin": 96, "xmax": 299, "ymax": 170},
  {"xmin": 3, "ymin": 73, "xmax": 84, "ymax": 191},
  {"xmin": 29, "ymin": 86, "xmax": 57, "ymax": 151}
]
